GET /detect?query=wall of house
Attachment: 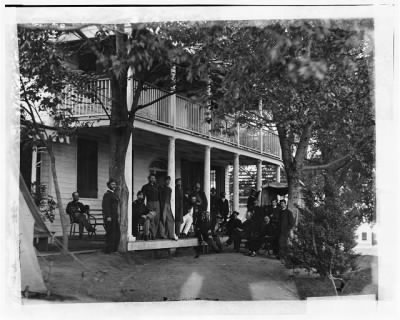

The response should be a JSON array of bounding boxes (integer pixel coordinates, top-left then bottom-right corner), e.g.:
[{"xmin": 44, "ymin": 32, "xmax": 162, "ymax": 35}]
[
  {"xmin": 39, "ymin": 137, "xmax": 110, "ymax": 236},
  {"xmin": 39, "ymin": 138, "xmax": 183, "ymax": 236}
]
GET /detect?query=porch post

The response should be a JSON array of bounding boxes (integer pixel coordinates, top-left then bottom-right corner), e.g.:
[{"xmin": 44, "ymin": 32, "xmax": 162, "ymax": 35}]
[
  {"xmin": 256, "ymin": 160, "xmax": 262, "ymax": 202},
  {"xmin": 259, "ymin": 99, "xmax": 263, "ymax": 153},
  {"xmin": 31, "ymin": 143, "xmax": 38, "ymax": 193},
  {"xmin": 168, "ymin": 137, "xmax": 176, "ymax": 219},
  {"xmin": 204, "ymin": 145, "xmax": 211, "ymax": 212},
  {"xmin": 233, "ymin": 153, "xmax": 240, "ymax": 212},
  {"xmin": 224, "ymin": 165, "xmax": 230, "ymax": 202},
  {"xmin": 170, "ymin": 65, "xmax": 177, "ymax": 128},
  {"xmin": 276, "ymin": 165, "xmax": 281, "ymax": 183},
  {"xmin": 125, "ymin": 133, "xmax": 134, "ymax": 242}
]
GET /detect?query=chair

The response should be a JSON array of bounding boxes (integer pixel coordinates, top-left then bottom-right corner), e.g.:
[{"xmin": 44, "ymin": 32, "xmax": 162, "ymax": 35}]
[{"xmin": 68, "ymin": 205, "xmax": 95, "ymax": 238}]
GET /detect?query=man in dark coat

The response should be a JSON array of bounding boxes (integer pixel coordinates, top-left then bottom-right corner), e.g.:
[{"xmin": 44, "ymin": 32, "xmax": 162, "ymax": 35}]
[
  {"xmin": 159, "ymin": 176, "xmax": 177, "ymax": 240},
  {"xmin": 66, "ymin": 192, "xmax": 95, "ymax": 238},
  {"xmin": 246, "ymin": 188, "xmax": 259, "ymax": 213},
  {"xmin": 193, "ymin": 200, "xmax": 219, "ymax": 258},
  {"xmin": 175, "ymin": 178, "xmax": 184, "ymax": 237},
  {"xmin": 244, "ymin": 199, "xmax": 267, "ymax": 257},
  {"xmin": 217, "ymin": 192, "xmax": 230, "ymax": 223},
  {"xmin": 132, "ymin": 190, "xmax": 153, "ymax": 240},
  {"xmin": 266, "ymin": 199, "xmax": 281, "ymax": 256},
  {"xmin": 226, "ymin": 211, "xmax": 243, "ymax": 250},
  {"xmin": 209, "ymin": 188, "xmax": 218, "ymax": 230},
  {"xmin": 102, "ymin": 179, "xmax": 120, "ymax": 253},
  {"xmin": 192, "ymin": 182, "xmax": 208, "ymax": 212},
  {"xmin": 141, "ymin": 174, "xmax": 160, "ymax": 239},
  {"xmin": 279, "ymin": 199, "xmax": 295, "ymax": 261}
]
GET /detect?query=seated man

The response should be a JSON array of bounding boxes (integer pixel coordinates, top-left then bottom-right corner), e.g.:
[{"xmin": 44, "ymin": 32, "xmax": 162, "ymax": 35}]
[
  {"xmin": 225, "ymin": 211, "xmax": 242, "ymax": 247},
  {"xmin": 66, "ymin": 192, "xmax": 95, "ymax": 238},
  {"xmin": 247, "ymin": 216, "xmax": 271, "ymax": 257},
  {"xmin": 132, "ymin": 191, "xmax": 154, "ymax": 240},
  {"xmin": 180, "ymin": 195, "xmax": 197, "ymax": 238},
  {"xmin": 211, "ymin": 214, "xmax": 225, "ymax": 252}
]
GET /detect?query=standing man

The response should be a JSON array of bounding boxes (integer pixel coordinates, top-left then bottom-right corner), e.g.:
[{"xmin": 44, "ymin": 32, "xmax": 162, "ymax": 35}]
[
  {"xmin": 159, "ymin": 176, "xmax": 178, "ymax": 240},
  {"xmin": 66, "ymin": 192, "xmax": 96, "ymax": 238},
  {"xmin": 141, "ymin": 173, "xmax": 160, "ymax": 239},
  {"xmin": 192, "ymin": 182, "xmax": 208, "ymax": 212},
  {"xmin": 279, "ymin": 199, "xmax": 295, "ymax": 262},
  {"xmin": 267, "ymin": 199, "xmax": 281, "ymax": 257},
  {"xmin": 209, "ymin": 188, "xmax": 218, "ymax": 230},
  {"xmin": 102, "ymin": 179, "xmax": 120, "ymax": 253},
  {"xmin": 217, "ymin": 192, "xmax": 230, "ymax": 223},
  {"xmin": 175, "ymin": 178, "xmax": 184, "ymax": 237}
]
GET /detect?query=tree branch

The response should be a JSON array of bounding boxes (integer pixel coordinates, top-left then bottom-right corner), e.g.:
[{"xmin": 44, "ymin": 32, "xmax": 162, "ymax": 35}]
[
  {"xmin": 294, "ymin": 120, "xmax": 314, "ymax": 168},
  {"xmin": 303, "ymin": 154, "xmax": 352, "ymax": 171}
]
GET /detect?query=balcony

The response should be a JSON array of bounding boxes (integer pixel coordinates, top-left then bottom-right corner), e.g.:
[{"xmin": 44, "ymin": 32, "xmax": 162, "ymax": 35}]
[{"xmin": 65, "ymin": 78, "xmax": 282, "ymax": 159}]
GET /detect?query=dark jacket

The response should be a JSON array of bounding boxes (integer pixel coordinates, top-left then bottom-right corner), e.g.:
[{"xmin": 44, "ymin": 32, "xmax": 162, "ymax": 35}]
[
  {"xmin": 280, "ymin": 209, "xmax": 295, "ymax": 235},
  {"xmin": 192, "ymin": 190, "xmax": 208, "ymax": 212},
  {"xmin": 132, "ymin": 199, "xmax": 149, "ymax": 220},
  {"xmin": 267, "ymin": 205, "xmax": 281, "ymax": 233},
  {"xmin": 141, "ymin": 183, "xmax": 159, "ymax": 203},
  {"xmin": 102, "ymin": 190, "xmax": 119, "ymax": 221},
  {"xmin": 66, "ymin": 201, "xmax": 87, "ymax": 217},
  {"xmin": 159, "ymin": 185, "xmax": 172, "ymax": 211},
  {"xmin": 175, "ymin": 185, "xmax": 184, "ymax": 222},
  {"xmin": 218, "ymin": 198, "xmax": 230, "ymax": 218}
]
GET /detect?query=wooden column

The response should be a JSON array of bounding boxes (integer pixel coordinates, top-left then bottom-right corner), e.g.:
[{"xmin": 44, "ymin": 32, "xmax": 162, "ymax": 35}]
[
  {"xmin": 259, "ymin": 99, "xmax": 263, "ymax": 153},
  {"xmin": 170, "ymin": 65, "xmax": 177, "ymax": 128},
  {"xmin": 204, "ymin": 145, "xmax": 211, "ymax": 212},
  {"xmin": 276, "ymin": 165, "xmax": 281, "ymax": 183},
  {"xmin": 233, "ymin": 153, "xmax": 240, "ymax": 212},
  {"xmin": 168, "ymin": 137, "xmax": 176, "ymax": 219},
  {"xmin": 125, "ymin": 134, "xmax": 134, "ymax": 241},
  {"xmin": 31, "ymin": 144, "xmax": 38, "ymax": 193},
  {"xmin": 256, "ymin": 160, "xmax": 263, "ymax": 202}
]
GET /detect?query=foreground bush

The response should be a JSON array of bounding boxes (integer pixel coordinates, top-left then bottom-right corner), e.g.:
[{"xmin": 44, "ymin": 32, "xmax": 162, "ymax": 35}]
[{"xmin": 287, "ymin": 190, "xmax": 360, "ymax": 290}]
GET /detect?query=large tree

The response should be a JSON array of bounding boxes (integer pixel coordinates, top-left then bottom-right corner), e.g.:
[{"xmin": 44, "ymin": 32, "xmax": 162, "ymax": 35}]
[{"xmin": 205, "ymin": 20, "xmax": 374, "ymax": 220}]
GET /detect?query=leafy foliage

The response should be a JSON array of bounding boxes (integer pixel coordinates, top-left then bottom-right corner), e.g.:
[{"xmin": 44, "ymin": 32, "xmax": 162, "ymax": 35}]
[{"xmin": 288, "ymin": 186, "xmax": 360, "ymax": 277}]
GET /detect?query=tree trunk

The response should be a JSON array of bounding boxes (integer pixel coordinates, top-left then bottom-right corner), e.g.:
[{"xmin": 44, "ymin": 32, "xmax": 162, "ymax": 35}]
[
  {"xmin": 286, "ymin": 172, "xmax": 303, "ymax": 224},
  {"xmin": 109, "ymin": 126, "xmax": 131, "ymax": 252},
  {"xmin": 48, "ymin": 144, "xmax": 69, "ymax": 253},
  {"xmin": 109, "ymin": 71, "xmax": 131, "ymax": 252}
]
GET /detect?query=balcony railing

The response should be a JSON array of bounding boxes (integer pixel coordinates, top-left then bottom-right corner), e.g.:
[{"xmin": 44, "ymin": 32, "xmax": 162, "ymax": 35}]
[{"xmin": 66, "ymin": 78, "xmax": 282, "ymax": 159}]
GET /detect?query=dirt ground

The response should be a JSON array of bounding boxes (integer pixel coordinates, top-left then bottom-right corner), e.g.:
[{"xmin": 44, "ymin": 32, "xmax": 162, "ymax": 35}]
[{"xmin": 36, "ymin": 248, "xmax": 300, "ymax": 302}]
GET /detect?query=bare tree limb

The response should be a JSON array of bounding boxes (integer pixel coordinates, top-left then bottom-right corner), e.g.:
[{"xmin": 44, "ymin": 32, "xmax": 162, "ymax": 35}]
[{"xmin": 303, "ymin": 154, "xmax": 352, "ymax": 171}]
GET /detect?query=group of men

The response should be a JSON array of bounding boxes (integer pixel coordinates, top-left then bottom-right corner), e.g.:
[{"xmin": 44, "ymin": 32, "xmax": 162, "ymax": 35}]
[
  {"xmin": 225, "ymin": 197, "xmax": 295, "ymax": 260},
  {"xmin": 66, "ymin": 177, "xmax": 295, "ymax": 258},
  {"xmin": 131, "ymin": 174, "xmax": 227, "ymax": 257}
]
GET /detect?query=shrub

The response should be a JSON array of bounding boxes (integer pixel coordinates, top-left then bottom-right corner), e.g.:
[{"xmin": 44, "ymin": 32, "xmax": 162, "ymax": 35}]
[{"xmin": 288, "ymin": 189, "xmax": 360, "ymax": 278}]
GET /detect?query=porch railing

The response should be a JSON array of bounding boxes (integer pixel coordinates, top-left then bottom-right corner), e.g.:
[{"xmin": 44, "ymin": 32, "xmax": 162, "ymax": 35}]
[{"xmin": 67, "ymin": 78, "xmax": 282, "ymax": 159}]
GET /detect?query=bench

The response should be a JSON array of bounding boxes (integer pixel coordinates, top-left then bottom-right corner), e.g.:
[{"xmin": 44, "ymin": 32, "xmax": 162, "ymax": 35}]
[{"xmin": 33, "ymin": 231, "xmax": 55, "ymax": 251}]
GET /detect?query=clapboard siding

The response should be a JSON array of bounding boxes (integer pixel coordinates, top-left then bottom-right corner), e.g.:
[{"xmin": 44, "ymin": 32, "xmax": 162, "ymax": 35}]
[
  {"xmin": 39, "ymin": 135, "xmax": 180, "ymax": 236},
  {"xmin": 39, "ymin": 137, "xmax": 111, "ymax": 236}
]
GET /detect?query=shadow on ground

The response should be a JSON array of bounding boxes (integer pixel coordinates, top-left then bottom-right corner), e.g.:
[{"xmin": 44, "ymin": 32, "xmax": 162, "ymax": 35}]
[{"xmin": 35, "ymin": 248, "xmax": 299, "ymax": 302}]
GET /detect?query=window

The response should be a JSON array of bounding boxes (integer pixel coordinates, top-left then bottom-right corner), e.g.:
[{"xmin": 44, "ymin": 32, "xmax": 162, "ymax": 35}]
[
  {"xmin": 77, "ymin": 138, "xmax": 98, "ymax": 198},
  {"xmin": 362, "ymin": 232, "xmax": 367, "ymax": 241}
]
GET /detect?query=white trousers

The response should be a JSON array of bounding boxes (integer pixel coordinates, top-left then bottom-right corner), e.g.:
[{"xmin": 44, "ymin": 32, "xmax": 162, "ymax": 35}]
[{"xmin": 180, "ymin": 214, "xmax": 193, "ymax": 234}]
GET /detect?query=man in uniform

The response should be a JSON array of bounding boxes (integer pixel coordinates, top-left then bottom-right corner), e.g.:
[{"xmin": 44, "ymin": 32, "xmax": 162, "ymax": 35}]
[
  {"xmin": 141, "ymin": 173, "xmax": 160, "ymax": 239},
  {"xmin": 102, "ymin": 179, "xmax": 120, "ymax": 253},
  {"xmin": 66, "ymin": 192, "xmax": 95, "ymax": 238}
]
